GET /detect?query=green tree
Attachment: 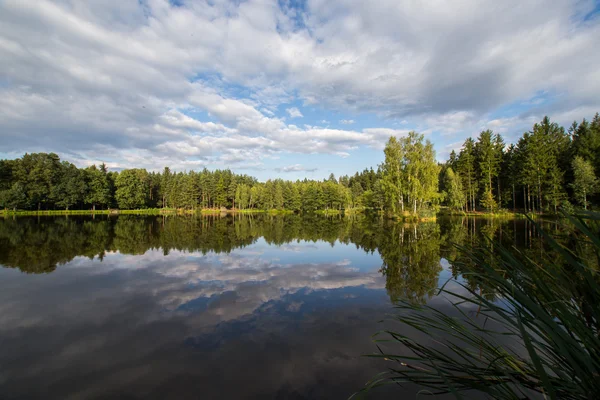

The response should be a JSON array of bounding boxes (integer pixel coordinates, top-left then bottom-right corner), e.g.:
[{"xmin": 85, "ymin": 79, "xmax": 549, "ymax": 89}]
[
  {"xmin": 228, "ymin": 175, "xmax": 238, "ymax": 209},
  {"xmin": 249, "ymin": 185, "xmax": 261, "ymax": 209},
  {"xmin": 53, "ymin": 162, "xmax": 86, "ymax": 210},
  {"xmin": 571, "ymin": 156, "xmax": 598, "ymax": 210},
  {"xmin": 474, "ymin": 130, "xmax": 501, "ymax": 211},
  {"xmin": 181, "ymin": 172, "xmax": 199, "ymax": 209},
  {"xmin": 85, "ymin": 164, "xmax": 111, "ymax": 211},
  {"xmin": 521, "ymin": 117, "xmax": 568, "ymax": 212},
  {"xmin": 444, "ymin": 168, "xmax": 465, "ymax": 211},
  {"xmin": 14, "ymin": 153, "xmax": 62, "ymax": 210},
  {"xmin": 159, "ymin": 167, "xmax": 172, "ymax": 208},
  {"xmin": 289, "ymin": 185, "xmax": 302, "ymax": 211},
  {"xmin": 274, "ymin": 180, "xmax": 284, "ymax": 210},
  {"xmin": 0, "ymin": 159, "xmax": 13, "ymax": 193},
  {"xmin": 380, "ymin": 132, "xmax": 439, "ymax": 216},
  {"xmin": 114, "ymin": 169, "xmax": 149, "ymax": 209},
  {"xmin": 572, "ymin": 114, "xmax": 600, "ymax": 174},
  {"xmin": 215, "ymin": 176, "xmax": 227, "ymax": 208},
  {"xmin": 493, "ymin": 133, "xmax": 505, "ymax": 205},
  {"xmin": 502, "ymin": 144, "xmax": 520, "ymax": 210},
  {"xmin": 381, "ymin": 136, "xmax": 404, "ymax": 214},
  {"xmin": 546, "ymin": 164, "xmax": 566, "ymax": 213},
  {"xmin": 350, "ymin": 180, "xmax": 364, "ymax": 208},
  {"xmin": 457, "ymin": 138, "xmax": 477, "ymax": 211},
  {"xmin": 0, "ymin": 182, "xmax": 27, "ymax": 210},
  {"xmin": 403, "ymin": 132, "xmax": 439, "ymax": 214},
  {"xmin": 235, "ymin": 184, "xmax": 250, "ymax": 210}
]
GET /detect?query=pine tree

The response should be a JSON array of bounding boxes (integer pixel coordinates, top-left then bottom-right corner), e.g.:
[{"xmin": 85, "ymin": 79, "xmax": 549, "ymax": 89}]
[
  {"xmin": 228, "ymin": 175, "xmax": 238, "ymax": 209},
  {"xmin": 215, "ymin": 176, "xmax": 227, "ymax": 208},
  {"xmin": 474, "ymin": 130, "xmax": 501, "ymax": 211},
  {"xmin": 350, "ymin": 180, "xmax": 364, "ymax": 208},
  {"xmin": 457, "ymin": 138, "xmax": 476, "ymax": 211},
  {"xmin": 274, "ymin": 180, "xmax": 284, "ymax": 210}
]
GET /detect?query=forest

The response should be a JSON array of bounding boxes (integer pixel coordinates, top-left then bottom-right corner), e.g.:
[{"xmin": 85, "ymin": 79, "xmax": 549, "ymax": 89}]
[{"xmin": 1, "ymin": 113, "xmax": 600, "ymax": 215}]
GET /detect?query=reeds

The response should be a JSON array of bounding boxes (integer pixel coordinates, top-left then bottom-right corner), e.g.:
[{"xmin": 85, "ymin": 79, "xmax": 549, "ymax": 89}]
[{"xmin": 361, "ymin": 212, "xmax": 600, "ymax": 399}]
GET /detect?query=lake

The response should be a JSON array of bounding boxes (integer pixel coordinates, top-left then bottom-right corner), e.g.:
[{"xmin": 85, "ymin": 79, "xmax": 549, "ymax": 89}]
[{"xmin": 0, "ymin": 214, "xmax": 550, "ymax": 399}]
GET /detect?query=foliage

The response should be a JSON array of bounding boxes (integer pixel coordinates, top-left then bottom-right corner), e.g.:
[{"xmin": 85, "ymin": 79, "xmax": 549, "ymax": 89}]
[
  {"xmin": 474, "ymin": 129, "xmax": 502, "ymax": 209},
  {"xmin": 444, "ymin": 168, "xmax": 465, "ymax": 211},
  {"xmin": 442, "ymin": 114, "xmax": 600, "ymax": 213},
  {"xmin": 379, "ymin": 222, "xmax": 442, "ymax": 303},
  {"xmin": 381, "ymin": 132, "xmax": 440, "ymax": 216},
  {"xmin": 115, "ymin": 169, "xmax": 149, "ymax": 209},
  {"xmin": 85, "ymin": 164, "xmax": 111, "ymax": 210},
  {"xmin": 2, "ymin": 112, "xmax": 600, "ymax": 213},
  {"xmin": 571, "ymin": 156, "xmax": 599, "ymax": 210},
  {"xmin": 362, "ymin": 213, "xmax": 600, "ymax": 399}
]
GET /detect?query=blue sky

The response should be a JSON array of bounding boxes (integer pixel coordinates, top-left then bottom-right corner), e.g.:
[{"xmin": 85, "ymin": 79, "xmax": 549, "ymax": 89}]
[{"xmin": 0, "ymin": 0, "xmax": 599, "ymax": 181}]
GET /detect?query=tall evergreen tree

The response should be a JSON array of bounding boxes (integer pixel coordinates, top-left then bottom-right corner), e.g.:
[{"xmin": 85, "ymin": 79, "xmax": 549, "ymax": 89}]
[
  {"xmin": 215, "ymin": 176, "xmax": 227, "ymax": 208},
  {"xmin": 474, "ymin": 130, "xmax": 501, "ymax": 211},
  {"xmin": 457, "ymin": 138, "xmax": 476, "ymax": 211}
]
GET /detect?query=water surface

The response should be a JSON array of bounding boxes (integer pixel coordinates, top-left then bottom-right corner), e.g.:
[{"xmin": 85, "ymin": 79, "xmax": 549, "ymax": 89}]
[{"xmin": 0, "ymin": 214, "xmax": 552, "ymax": 399}]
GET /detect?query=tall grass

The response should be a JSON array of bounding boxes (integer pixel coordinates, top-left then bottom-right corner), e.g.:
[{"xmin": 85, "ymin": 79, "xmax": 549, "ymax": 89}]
[{"xmin": 361, "ymin": 212, "xmax": 600, "ymax": 399}]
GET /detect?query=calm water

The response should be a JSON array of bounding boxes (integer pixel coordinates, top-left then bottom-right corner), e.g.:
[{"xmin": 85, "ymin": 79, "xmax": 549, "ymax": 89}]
[{"xmin": 0, "ymin": 214, "xmax": 552, "ymax": 399}]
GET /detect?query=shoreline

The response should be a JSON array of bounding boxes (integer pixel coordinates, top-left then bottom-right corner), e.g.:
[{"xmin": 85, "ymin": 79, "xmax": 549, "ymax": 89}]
[
  {"xmin": 0, "ymin": 208, "xmax": 555, "ymax": 218},
  {"xmin": 0, "ymin": 208, "xmax": 348, "ymax": 216}
]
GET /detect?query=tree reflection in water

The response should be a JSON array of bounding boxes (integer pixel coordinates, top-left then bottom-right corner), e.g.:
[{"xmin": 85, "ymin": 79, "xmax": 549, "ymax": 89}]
[{"xmin": 0, "ymin": 214, "xmax": 591, "ymax": 304}]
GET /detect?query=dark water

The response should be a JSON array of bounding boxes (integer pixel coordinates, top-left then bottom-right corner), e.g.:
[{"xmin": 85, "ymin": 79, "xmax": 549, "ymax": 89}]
[{"xmin": 0, "ymin": 214, "xmax": 557, "ymax": 399}]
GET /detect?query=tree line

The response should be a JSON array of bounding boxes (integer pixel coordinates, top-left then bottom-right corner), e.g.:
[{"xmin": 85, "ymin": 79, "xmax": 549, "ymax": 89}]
[
  {"xmin": 0, "ymin": 132, "xmax": 439, "ymax": 214},
  {"xmin": 441, "ymin": 113, "xmax": 600, "ymax": 212},
  {"xmin": 0, "ymin": 155, "xmax": 354, "ymax": 212},
  {"xmin": 1, "ymin": 112, "xmax": 599, "ymax": 214}
]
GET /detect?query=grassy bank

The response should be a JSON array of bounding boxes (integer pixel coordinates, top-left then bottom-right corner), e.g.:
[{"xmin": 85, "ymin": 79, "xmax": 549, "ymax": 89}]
[
  {"xmin": 389, "ymin": 214, "xmax": 437, "ymax": 222},
  {"xmin": 1, "ymin": 208, "xmax": 338, "ymax": 216},
  {"xmin": 436, "ymin": 208, "xmax": 536, "ymax": 218},
  {"xmin": 379, "ymin": 210, "xmax": 438, "ymax": 222},
  {"xmin": 3, "ymin": 207, "xmax": 548, "ymax": 219},
  {"xmin": 0, "ymin": 208, "xmax": 269, "ymax": 216},
  {"xmin": 1, "ymin": 209, "xmax": 112, "ymax": 216},
  {"xmin": 1, "ymin": 207, "xmax": 373, "ymax": 216}
]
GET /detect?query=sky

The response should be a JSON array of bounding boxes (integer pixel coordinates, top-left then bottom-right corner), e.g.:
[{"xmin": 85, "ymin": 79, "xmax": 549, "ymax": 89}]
[{"xmin": 0, "ymin": 0, "xmax": 599, "ymax": 181}]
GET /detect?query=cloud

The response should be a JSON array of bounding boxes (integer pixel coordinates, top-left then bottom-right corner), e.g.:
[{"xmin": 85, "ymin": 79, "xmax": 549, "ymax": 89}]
[
  {"xmin": 0, "ymin": 0, "xmax": 598, "ymax": 172},
  {"xmin": 0, "ymin": 248, "xmax": 393, "ymax": 399},
  {"xmin": 275, "ymin": 164, "xmax": 318, "ymax": 173},
  {"xmin": 0, "ymin": 244, "xmax": 383, "ymax": 325},
  {"xmin": 340, "ymin": 119, "xmax": 354, "ymax": 125},
  {"xmin": 286, "ymin": 107, "xmax": 303, "ymax": 118}
]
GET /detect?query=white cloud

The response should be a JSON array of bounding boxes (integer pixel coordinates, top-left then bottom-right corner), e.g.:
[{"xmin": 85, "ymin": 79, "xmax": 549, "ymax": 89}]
[
  {"xmin": 0, "ymin": 0, "xmax": 598, "ymax": 172},
  {"xmin": 275, "ymin": 164, "xmax": 318, "ymax": 173},
  {"xmin": 37, "ymin": 245, "xmax": 384, "ymax": 323},
  {"xmin": 340, "ymin": 119, "xmax": 354, "ymax": 125},
  {"xmin": 286, "ymin": 107, "xmax": 303, "ymax": 118},
  {"xmin": 160, "ymin": 109, "xmax": 237, "ymax": 135}
]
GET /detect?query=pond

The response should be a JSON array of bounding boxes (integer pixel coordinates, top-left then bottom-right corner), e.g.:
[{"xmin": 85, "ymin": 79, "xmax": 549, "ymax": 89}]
[{"xmin": 0, "ymin": 214, "xmax": 556, "ymax": 399}]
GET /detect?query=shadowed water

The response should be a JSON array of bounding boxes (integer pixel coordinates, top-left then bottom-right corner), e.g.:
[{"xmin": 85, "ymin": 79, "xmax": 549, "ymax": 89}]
[{"xmin": 0, "ymin": 214, "xmax": 565, "ymax": 399}]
